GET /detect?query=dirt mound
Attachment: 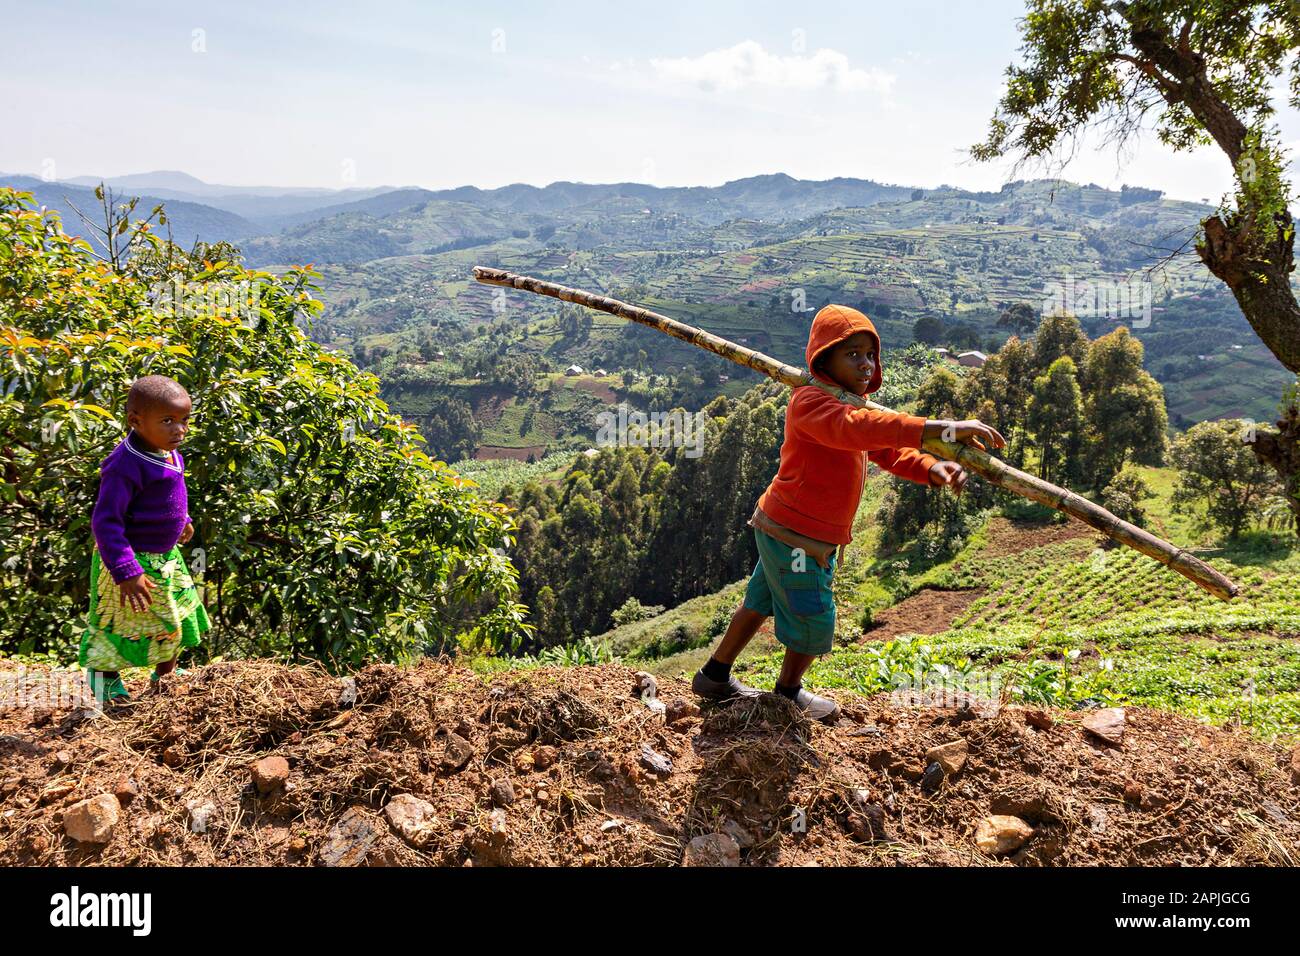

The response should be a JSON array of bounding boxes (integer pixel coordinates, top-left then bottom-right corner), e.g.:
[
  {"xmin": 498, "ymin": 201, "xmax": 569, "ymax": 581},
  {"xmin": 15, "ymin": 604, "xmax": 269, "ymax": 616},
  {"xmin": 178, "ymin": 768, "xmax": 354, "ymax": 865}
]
[
  {"xmin": 861, "ymin": 587, "xmax": 985, "ymax": 643},
  {"xmin": 1, "ymin": 661, "xmax": 1297, "ymax": 866}
]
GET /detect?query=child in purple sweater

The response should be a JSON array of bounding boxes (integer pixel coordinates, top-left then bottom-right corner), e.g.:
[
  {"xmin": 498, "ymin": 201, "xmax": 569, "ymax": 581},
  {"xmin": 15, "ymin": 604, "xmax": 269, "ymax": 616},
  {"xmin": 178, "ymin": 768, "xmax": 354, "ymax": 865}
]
[{"xmin": 82, "ymin": 375, "xmax": 209, "ymax": 706}]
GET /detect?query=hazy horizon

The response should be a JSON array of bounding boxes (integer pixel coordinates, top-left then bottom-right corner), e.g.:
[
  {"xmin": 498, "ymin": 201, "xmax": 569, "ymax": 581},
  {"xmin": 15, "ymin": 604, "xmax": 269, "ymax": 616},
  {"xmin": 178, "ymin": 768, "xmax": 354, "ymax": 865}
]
[{"xmin": 1, "ymin": 166, "xmax": 1209, "ymax": 201}]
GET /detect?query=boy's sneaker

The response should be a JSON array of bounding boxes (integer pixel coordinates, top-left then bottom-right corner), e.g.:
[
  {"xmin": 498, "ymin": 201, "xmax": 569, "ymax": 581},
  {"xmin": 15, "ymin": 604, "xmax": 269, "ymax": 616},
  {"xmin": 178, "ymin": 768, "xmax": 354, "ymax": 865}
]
[
  {"xmin": 784, "ymin": 686, "xmax": 841, "ymax": 723},
  {"xmin": 691, "ymin": 669, "xmax": 760, "ymax": 703}
]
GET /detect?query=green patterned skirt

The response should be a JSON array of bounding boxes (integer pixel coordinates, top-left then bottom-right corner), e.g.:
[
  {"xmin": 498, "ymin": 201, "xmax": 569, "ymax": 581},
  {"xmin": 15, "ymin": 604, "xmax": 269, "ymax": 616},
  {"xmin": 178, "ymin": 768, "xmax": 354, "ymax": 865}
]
[{"xmin": 80, "ymin": 546, "xmax": 210, "ymax": 671}]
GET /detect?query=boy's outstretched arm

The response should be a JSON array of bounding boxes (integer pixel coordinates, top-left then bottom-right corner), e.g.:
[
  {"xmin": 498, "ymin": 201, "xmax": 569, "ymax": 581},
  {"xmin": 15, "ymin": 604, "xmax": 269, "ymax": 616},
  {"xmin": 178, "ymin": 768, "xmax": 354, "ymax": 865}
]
[
  {"xmin": 867, "ymin": 446, "xmax": 940, "ymax": 485},
  {"xmin": 918, "ymin": 419, "xmax": 1007, "ymax": 496},
  {"xmin": 791, "ymin": 389, "xmax": 1007, "ymax": 455},
  {"xmin": 790, "ymin": 389, "xmax": 931, "ymax": 451}
]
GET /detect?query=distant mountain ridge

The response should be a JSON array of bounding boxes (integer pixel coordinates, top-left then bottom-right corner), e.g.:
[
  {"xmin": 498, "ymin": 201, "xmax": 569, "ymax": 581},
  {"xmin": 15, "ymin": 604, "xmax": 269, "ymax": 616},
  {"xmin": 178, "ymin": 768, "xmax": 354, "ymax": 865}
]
[
  {"xmin": 64, "ymin": 169, "xmax": 385, "ymax": 198},
  {"xmin": 2, "ymin": 167, "xmax": 1288, "ymax": 436},
  {"xmin": 1, "ymin": 170, "xmax": 398, "ymax": 227},
  {"xmin": 2, "ymin": 169, "xmax": 920, "ymax": 241},
  {"xmin": 1, "ymin": 175, "xmax": 258, "ymax": 248},
  {"xmin": 268, "ymin": 173, "xmax": 916, "ymax": 228}
]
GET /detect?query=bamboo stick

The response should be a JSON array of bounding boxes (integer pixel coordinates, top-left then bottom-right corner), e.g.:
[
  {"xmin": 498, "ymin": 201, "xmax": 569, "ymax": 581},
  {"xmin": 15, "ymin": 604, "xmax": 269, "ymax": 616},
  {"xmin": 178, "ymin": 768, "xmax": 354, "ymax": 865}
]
[{"xmin": 472, "ymin": 266, "xmax": 1241, "ymax": 601}]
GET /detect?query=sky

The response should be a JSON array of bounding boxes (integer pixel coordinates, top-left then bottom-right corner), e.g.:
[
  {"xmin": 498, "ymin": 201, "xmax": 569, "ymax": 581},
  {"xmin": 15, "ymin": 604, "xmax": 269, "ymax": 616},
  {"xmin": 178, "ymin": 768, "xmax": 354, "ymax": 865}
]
[{"xmin": 4, "ymin": 0, "xmax": 1298, "ymax": 202}]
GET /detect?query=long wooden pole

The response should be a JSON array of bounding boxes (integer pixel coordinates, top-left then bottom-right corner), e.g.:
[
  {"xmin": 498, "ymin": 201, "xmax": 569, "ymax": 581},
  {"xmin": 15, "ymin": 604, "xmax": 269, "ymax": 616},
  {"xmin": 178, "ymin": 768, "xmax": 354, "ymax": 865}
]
[{"xmin": 472, "ymin": 266, "xmax": 1241, "ymax": 601}]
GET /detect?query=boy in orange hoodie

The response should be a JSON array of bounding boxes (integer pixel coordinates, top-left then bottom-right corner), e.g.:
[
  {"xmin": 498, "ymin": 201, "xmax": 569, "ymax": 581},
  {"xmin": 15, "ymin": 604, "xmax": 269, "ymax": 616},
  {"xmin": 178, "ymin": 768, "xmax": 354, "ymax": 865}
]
[{"xmin": 692, "ymin": 304, "xmax": 1005, "ymax": 721}]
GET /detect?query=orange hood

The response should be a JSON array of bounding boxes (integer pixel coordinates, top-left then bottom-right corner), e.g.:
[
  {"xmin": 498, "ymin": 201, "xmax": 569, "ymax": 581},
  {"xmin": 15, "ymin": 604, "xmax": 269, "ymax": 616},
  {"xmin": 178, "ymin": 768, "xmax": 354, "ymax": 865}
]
[{"xmin": 805, "ymin": 304, "xmax": 883, "ymax": 394}]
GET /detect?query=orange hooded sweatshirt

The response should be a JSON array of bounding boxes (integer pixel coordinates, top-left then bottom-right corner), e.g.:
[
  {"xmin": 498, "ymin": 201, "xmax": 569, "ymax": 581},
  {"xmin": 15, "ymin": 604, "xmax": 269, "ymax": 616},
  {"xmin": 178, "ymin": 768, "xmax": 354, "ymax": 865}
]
[{"xmin": 756, "ymin": 304, "xmax": 940, "ymax": 545}]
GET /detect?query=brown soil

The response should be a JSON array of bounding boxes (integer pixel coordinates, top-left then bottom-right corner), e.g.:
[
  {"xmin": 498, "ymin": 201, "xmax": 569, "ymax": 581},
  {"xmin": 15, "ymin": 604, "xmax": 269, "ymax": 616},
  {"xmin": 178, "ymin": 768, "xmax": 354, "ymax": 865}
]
[
  {"xmin": 2, "ymin": 661, "xmax": 1297, "ymax": 867},
  {"xmin": 568, "ymin": 377, "xmax": 617, "ymax": 403},
  {"xmin": 469, "ymin": 391, "xmax": 510, "ymax": 426},
  {"xmin": 861, "ymin": 588, "xmax": 986, "ymax": 643},
  {"xmin": 977, "ymin": 516, "xmax": 1101, "ymax": 558}
]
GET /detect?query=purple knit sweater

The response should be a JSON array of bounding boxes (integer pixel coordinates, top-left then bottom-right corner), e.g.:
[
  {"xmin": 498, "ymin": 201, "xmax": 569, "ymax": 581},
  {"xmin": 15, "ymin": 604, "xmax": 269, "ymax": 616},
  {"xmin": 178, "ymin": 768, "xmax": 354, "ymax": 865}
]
[{"xmin": 91, "ymin": 432, "xmax": 192, "ymax": 583}]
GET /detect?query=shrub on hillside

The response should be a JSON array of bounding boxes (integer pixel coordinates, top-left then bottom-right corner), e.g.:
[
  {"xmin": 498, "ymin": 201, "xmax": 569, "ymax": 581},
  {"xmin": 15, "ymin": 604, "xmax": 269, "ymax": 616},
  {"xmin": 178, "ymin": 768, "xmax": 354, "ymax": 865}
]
[{"xmin": 1171, "ymin": 418, "xmax": 1283, "ymax": 540}]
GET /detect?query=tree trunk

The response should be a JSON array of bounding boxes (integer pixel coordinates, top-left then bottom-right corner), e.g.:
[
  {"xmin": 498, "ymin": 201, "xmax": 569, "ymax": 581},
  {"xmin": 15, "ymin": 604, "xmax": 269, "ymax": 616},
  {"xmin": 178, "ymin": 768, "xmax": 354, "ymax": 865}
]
[
  {"xmin": 1251, "ymin": 402, "xmax": 1300, "ymax": 532},
  {"xmin": 1197, "ymin": 210, "xmax": 1300, "ymax": 373}
]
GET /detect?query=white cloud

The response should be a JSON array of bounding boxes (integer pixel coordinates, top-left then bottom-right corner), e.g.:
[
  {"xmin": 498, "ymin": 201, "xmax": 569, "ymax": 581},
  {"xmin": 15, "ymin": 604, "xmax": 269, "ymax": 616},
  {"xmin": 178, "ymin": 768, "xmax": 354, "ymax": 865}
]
[{"xmin": 649, "ymin": 40, "xmax": 894, "ymax": 94}]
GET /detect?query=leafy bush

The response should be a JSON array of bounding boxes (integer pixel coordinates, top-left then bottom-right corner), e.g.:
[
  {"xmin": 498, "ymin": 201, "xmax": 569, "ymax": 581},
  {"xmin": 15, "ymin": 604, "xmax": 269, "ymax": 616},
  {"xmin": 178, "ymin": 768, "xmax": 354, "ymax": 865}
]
[
  {"xmin": 1171, "ymin": 418, "xmax": 1283, "ymax": 540},
  {"xmin": 610, "ymin": 596, "xmax": 666, "ymax": 628},
  {"xmin": 0, "ymin": 187, "xmax": 531, "ymax": 668},
  {"xmin": 627, "ymin": 621, "xmax": 710, "ymax": 661},
  {"xmin": 847, "ymin": 635, "xmax": 973, "ymax": 696},
  {"xmin": 1008, "ymin": 651, "xmax": 1123, "ymax": 709},
  {"xmin": 1101, "ymin": 467, "xmax": 1153, "ymax": 530},
  {"xmin": 878, "ymin": 476, "xmax": 993, "ymax": 563},
  {"xmin": 534, "ymin": 636, "xmax": 614, "ymax": 666},
  {"xmin": 706, "ymin": 601, "xmax": 733, "ymax": 638}
]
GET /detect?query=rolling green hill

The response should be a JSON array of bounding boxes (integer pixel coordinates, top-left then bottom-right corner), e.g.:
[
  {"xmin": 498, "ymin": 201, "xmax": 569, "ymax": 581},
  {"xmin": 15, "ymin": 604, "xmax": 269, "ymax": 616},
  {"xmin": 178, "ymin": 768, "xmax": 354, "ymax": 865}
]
[
  {"xmin": 9, "ymin": 170, "xmax": 1287, "ymax": 455},
  {"xmin": 288, "ymin": 177, "xmax": 1288, "ymax": 447}
]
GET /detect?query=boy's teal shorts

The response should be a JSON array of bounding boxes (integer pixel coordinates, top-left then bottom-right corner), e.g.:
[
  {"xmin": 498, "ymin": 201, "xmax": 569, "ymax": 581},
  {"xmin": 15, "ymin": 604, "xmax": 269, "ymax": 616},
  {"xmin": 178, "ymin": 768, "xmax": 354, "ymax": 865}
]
[{"xmin": 742, "ymin": 526, "xmax": 838, "ymax": 656}]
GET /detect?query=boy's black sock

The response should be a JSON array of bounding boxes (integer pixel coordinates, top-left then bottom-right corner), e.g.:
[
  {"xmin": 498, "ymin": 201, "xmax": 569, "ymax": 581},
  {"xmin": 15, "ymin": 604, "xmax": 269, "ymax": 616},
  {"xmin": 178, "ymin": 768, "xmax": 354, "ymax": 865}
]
[
  {"xmin": 774, "ymin": 681, "xmax": 802, "ymax": 700},
  {"xmin": 701, "ymin": 656, "xmax": 732, "ymax": 682}
]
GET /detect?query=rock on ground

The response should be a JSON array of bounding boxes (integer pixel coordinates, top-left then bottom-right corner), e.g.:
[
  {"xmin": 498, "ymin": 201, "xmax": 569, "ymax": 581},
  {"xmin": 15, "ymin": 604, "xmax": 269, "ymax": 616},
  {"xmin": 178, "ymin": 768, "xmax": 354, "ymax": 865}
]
[
  {"xmin": 683, "ymin": 832, "xmax": 741, "ymax": 867},
  {"xmin": 975, "ymin": 815, "xmax": 1034, "ymax": 856},
  {"xmin": 639, "ymin": 743, "xmax": 673, "ymax": 776},
  {"xmin": 251, "ymin": 756, "xmax": 290, "ymax": 795},
  {"xmin": 319, "ymin": 807, "xmax": 378, "ymax": 867},
  {"xmin": 489, "ymin": 778, "xmax": 516, "ymax": 807},
  {"xmin": 384, "ymin": 794, "xmax": 438, "ymax": 847},
  {"xmin": 186, "ymin": 797, "xmax": 218, "ymax": 834},
  {"xmin": 63, "ymin": 794, "xmax": 120, "ymax": 844},
  {"xmin": 441, "ymin": 733, "xmax": 474, "ymax": 772},
  {"xmin": 1082, "ymin": 708, "xmax": 1126, "ymax": 746},
  {"xmin": 925, "ymin": 739, "xmax": 969, "ymax": 775}
]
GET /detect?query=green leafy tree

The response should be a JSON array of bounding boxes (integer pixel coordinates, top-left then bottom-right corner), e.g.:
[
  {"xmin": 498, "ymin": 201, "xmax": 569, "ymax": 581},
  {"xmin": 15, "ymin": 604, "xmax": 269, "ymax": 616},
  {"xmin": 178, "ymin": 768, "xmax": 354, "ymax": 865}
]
[
  {"xmin": 1080, "ymin": 327, "xmax": 1168, "ymax": 488},
  {"xmin": 1171, "ymin": 418, "xmax": 1283, "ymax": 538},
  {"xmin": 1101, "ymin": 467, "xmax": 1154, "ymax": 530},
  {"xmin": 915, "ymin": 365, "xmax": 963, "ymax": 419},
  {"xmin": 912, "ymin": 315, "xmax": 945, "ymax": 345},
  {"xmin": 1031, "ymin": 311, "xmax": 1089, "ymax": 376},
  {"xmin": 997, "ymin": 301, "xmax": 1040, "ymax": 337},
  {"xmin": 1027, "ymin": 356, "xmax": 1086, "ymax": 486},
  {"xmin": 420, "ymin": 393, "xmax": 481, "ymax": 463},
  {"xmin": 960, "ymin": 335, "xmax": 1036, "ymax": 468}
]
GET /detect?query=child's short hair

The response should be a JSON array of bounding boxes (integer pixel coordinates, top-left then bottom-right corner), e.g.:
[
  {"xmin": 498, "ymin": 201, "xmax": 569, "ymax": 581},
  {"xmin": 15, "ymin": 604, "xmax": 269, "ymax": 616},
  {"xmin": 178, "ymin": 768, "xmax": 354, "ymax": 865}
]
[{"xmin": 126, "ymin": 375, "xmax": 189, "ymax": 415}]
